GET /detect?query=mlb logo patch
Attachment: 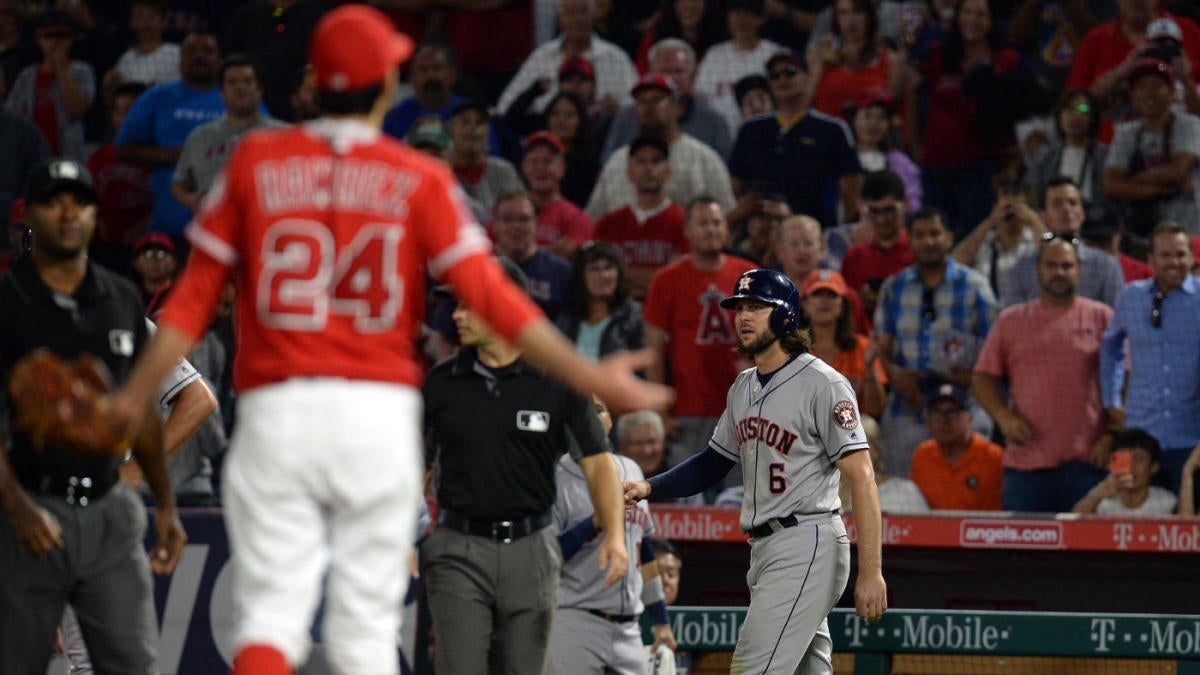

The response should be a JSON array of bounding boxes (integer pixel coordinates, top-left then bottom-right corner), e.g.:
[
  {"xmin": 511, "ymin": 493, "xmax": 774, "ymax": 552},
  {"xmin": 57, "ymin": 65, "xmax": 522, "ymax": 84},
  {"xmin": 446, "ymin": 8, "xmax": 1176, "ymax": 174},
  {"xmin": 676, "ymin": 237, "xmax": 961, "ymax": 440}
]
[
  {"xmin": 108, "ymin": 329, "xmax": 135, "ymax": 356},
  {"xmin": 517, "ymin": 410, "xmax": 550, "ymax": 432}
]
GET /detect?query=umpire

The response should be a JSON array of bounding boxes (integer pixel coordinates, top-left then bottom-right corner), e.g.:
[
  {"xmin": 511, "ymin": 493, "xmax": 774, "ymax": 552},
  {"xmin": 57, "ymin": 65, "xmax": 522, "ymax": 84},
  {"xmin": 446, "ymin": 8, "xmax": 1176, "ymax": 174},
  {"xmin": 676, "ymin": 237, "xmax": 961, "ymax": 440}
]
[
  {"xmin": 422, "ymin": 256, "xmax": 628, "ymax": 675},
  {"xmin": 0, "ymin": 159, "xmax": 185, "ymax": 673}
]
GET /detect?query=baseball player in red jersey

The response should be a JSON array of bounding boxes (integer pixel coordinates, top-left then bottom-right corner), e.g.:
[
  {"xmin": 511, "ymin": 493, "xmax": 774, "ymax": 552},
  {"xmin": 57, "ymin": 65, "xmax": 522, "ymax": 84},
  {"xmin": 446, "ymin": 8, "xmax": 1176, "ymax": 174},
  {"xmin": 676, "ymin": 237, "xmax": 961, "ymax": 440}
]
[{"xmin": 105, "ymin": 7, "xmax": 670, "ymax": 675}]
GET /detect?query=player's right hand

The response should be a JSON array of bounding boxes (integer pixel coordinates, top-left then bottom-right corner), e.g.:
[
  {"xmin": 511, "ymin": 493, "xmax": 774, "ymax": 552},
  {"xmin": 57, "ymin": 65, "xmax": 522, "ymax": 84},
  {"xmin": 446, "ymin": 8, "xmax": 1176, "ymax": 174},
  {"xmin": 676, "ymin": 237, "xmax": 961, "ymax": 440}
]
[
  {"xmin": 622, "ymin": 480, "xmax": 650, "ymax": 507},
  {"xmin": 594, "ymin": 350, "xmax": 674, "ymax": 415},
  {"xmin": 8, "ymin": 494, "xmax": 64, "ymax": 557},
  {"xmin": 855, "ymin": 571, "xmax": 888, "ymax": 624}
]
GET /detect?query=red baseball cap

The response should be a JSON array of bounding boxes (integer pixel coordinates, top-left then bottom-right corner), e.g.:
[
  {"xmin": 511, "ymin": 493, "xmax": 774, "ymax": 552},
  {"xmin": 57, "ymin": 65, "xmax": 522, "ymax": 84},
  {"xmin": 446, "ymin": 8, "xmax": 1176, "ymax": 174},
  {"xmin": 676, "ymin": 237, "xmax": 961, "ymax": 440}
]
[
  {"xmin": 310, "ymin": 5, "xmax": 415, "ymax": 93},
  {"xmin": 848, "ymin": 87, "xmax": 893, "ymax": 114},
  {"xmin": 558, "ymin": 56, "xmax": 595, "ymax": 80},
  {"xmin": 802, "ymin": 269, "xmax": 848, "ymax": 297},
  {"xmin": 523, "ymin": 130, "xmax": 565, "ymax": 155},
  {"xmin": 134, "ymin": 232, "xmax": 175, "ymax": 254},
  {"xmin": 1127, "ymin": 57, "xmax": 1174, "ymax": 88},
  {"xmin": 632, "ymin": 73, "xmax": 676, "ymax": 98}
]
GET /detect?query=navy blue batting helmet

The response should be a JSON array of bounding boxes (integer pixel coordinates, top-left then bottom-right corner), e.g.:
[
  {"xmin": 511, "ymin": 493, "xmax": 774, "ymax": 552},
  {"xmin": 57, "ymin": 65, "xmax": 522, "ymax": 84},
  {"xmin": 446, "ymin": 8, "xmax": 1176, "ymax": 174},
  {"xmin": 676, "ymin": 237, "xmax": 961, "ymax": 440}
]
[{"xmin": 720, "ymin": 269, "xmax": 800, "ymax": 336}]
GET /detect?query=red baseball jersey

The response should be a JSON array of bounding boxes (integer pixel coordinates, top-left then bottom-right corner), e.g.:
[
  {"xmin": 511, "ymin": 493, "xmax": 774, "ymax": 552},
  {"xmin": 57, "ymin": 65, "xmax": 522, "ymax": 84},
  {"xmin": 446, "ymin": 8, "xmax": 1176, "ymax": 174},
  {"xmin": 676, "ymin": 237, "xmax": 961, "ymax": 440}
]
[
  {"xmin": 643, "ymin": 255, "xmax": 756, "ymax": 417},
  {"xmin": 593, "ymin": 203, "xmax": 690, "ymax": 271},
  {"xmin": 160, "ymin": 120, "xmax": 541, "ymax": 393}
]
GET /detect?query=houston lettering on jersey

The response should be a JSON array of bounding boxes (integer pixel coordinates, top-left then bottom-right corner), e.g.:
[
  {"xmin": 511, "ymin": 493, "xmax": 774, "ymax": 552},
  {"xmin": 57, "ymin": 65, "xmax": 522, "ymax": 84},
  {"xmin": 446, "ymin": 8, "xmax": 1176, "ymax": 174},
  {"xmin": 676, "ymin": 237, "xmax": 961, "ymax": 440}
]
[
  {"xmin": 256, "ymin": 157, "xmax": 419, "ymax": 218},
  {"xmin": 734, "ymin": 416, "xmax": 798, "ymax": 456}
]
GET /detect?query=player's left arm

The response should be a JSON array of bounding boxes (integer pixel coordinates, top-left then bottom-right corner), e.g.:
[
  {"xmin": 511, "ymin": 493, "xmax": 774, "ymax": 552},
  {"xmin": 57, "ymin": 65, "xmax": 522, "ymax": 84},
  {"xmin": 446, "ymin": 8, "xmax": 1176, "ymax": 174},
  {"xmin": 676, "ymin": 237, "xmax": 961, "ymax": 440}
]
[
  {"xmin": 162, "ymin": 377, "xmax": 217, "ymax": 456},
  {"xmin": 578, "ymin": 452, "xmax": 628, "ymax": 588},
  {"xmin": 130, "ymin": 398, "xmax": 186, "ymax": 576},
  {"xmin": 837, "ymin": 448, "xmax": 886, "ymax": 623}
]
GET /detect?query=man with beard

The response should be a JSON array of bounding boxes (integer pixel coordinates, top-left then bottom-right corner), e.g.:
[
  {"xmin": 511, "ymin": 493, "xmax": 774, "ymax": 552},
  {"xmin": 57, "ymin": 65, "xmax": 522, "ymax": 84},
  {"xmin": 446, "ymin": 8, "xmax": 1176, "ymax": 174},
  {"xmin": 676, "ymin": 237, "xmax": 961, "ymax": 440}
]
[
  {"xmin": 625, "ymin": 268, "xmax": 886, "ymax": 674},
  {"xmin": 974, "ymin": 236, "xmax": 1113, "ymax": 511},
  {"xmin": 115, "ymin": 32, "xmax": 224, "ymax": 243},
  {"xmin": 643, "ymin": 197, "xmax": 754, "ymax": 494},
  {"xmin": 382, "ymin": 41, "xmax": 503, "ymax": 156},
  {"xmin": 874, "ymin": 209, "xmax": 997, "ymax": 476},
  {"xmin": 172, "ymin": 54, "xmax": 283, "ymax": 213}
]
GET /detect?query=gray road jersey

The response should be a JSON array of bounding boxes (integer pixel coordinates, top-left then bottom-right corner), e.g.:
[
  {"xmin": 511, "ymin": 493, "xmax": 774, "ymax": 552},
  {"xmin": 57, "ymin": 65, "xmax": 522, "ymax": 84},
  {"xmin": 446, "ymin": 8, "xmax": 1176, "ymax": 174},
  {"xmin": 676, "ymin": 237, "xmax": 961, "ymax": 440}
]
[
  {"xmin": 709, "ymin": 353, "xmax": 869, "ymax": 532},
  {"xmin": 553, "ymin": 454, "xmax": 654, "ymax": 614}
]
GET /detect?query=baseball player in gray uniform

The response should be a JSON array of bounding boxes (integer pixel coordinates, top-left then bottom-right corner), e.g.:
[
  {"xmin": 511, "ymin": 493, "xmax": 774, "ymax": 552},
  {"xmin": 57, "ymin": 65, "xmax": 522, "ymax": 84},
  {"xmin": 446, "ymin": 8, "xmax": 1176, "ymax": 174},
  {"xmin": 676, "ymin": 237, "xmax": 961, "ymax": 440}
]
[
  {"xmin": 549, "ymin": 398, "xmax": 676, "ymax": 674},
  {"xmin": 624, "ymin": 269, "xmax": 887, "ymax": 674}
]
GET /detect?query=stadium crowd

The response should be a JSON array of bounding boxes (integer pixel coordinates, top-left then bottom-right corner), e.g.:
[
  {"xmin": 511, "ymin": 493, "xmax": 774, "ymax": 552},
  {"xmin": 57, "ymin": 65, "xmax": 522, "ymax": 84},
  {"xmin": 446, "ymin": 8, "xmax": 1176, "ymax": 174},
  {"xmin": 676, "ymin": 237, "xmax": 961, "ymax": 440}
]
[{"xmin": 2, "ymin": 0, "xmax": 1200, "ymax": 521}]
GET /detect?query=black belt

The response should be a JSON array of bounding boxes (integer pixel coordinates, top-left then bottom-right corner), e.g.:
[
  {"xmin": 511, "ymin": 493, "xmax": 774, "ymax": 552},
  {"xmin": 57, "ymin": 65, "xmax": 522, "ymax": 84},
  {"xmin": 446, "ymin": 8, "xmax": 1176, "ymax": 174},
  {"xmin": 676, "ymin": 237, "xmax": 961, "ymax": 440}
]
[
  {"xmin": 747, "ymin": 510, "xmax": 839, "ymax": 539},
  {"xmin": 17, "ymin": 471, "xmax": 118, "ymax": 507},
  {"xmin": 587, "ymin": 609, "xmax": 637, "ymax": 623},
  {"xmin": 437, "ymin": 509, "xmax": 551, "ymax": 544}
]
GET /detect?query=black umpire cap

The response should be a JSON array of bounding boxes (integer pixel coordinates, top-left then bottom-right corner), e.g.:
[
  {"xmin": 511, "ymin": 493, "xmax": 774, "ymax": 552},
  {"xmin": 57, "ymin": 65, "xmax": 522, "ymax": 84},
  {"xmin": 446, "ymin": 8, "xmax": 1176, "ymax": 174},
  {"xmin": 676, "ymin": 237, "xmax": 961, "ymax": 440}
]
[{"xmin": 24, "ymin": 159, "xmax": 97, "ymax": 205}]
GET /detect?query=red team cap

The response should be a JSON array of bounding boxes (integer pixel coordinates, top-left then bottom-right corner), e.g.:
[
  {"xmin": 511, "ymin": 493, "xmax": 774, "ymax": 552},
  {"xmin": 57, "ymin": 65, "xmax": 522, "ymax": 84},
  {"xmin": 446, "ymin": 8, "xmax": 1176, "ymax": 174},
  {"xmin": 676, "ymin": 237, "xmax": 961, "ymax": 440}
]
[
  {"xmin": 1127, "ymin": 57, "xmax": 1174, "ymax": 88},
  {"xmin": 523, "ymin": 130, "xmax": 565, "ymax": 155},
  {"xmin": 135, "ymin": 232, "xmax": 176, "ymax": 254},
  {"xmin": 801, "ymin": 269, "xmax": 849, "ymax": 297},
  {"xmin": 309, "ymin": 5, "xmax": 415, "ymax": 93},
  {"xmin": 632, "ymin": 73, "xmax": 677, "ymax": 98}
]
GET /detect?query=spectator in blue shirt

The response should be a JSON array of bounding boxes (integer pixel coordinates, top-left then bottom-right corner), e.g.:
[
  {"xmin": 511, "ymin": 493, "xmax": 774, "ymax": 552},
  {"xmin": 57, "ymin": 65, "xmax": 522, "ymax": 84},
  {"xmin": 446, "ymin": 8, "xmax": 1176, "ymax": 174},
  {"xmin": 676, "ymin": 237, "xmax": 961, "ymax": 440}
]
[
  {"xmin": 875, "ymin": 207, "xmax": 998, "ymax": 476},
  {"xmin": 1101, "ymin": 221, "xmax": 1200, "ymax": 492},
  {"xmin": 381, "ymin": 41, "xmax": 503, "ymax": 158},
  {"xmin": 115, "ymin": 32, "xmax": 224, "ymax": 241}
]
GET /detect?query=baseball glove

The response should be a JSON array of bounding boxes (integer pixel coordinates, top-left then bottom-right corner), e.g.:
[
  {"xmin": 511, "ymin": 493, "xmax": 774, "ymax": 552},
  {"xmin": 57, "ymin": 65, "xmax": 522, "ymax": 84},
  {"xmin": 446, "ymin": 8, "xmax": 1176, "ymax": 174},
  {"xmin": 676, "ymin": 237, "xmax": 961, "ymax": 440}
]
[{"xmin": 8, "ymin": 349, "xmax": 127, "ymax": 455}]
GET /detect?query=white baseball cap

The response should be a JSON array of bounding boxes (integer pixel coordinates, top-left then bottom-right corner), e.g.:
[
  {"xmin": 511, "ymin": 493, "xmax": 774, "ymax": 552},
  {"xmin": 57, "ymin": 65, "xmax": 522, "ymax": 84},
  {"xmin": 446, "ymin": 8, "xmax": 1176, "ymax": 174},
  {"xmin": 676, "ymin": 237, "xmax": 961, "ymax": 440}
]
[{"xmin": 1148, "ymin": 17, "xmax": 1183, "ymax": 43}]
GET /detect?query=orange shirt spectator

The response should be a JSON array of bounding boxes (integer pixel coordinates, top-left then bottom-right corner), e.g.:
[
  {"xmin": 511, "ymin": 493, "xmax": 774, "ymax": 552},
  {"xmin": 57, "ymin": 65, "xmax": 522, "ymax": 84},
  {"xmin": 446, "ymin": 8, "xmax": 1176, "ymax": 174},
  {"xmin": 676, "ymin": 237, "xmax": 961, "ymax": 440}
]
[
  {"xmin": 911, "ymin": 433, "xmax": 1004, "ymax": 510},
  {"xmin": 909, "ymin": 383, "xmax": 1003, "ymax": 511}
]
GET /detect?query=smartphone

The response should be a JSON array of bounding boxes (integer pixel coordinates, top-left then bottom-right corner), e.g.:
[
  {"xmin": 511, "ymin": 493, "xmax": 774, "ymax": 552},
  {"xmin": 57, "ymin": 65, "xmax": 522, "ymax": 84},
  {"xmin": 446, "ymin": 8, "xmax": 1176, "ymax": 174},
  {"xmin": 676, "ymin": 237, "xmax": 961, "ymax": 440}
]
[{"xmin": 1109, "ymin": 450, "xmax": 1133, "ymax": 476}]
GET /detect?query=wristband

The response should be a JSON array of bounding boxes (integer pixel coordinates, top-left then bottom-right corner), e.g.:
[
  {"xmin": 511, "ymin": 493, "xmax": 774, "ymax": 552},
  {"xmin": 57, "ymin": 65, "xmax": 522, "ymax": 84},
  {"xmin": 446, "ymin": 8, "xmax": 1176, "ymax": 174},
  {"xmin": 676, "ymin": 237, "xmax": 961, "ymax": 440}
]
[{"xmin": 645, "ymin": 599, "xmax": 669, "ymax": 627}]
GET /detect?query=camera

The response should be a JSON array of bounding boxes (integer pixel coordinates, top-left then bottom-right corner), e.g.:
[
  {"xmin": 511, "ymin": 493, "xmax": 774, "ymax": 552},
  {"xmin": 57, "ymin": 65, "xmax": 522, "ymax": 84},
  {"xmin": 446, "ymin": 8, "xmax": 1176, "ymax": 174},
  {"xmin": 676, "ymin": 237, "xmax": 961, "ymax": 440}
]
[{"xmin": 1144, "ymin": 39, "xmax": 1181, "ymax": 64}]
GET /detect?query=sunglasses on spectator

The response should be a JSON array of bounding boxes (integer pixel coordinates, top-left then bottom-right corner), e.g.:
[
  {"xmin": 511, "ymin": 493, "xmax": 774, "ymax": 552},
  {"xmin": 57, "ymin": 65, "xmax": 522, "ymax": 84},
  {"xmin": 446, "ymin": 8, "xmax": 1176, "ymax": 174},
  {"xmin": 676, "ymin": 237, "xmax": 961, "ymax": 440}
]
[
  {"xmin": 1041, "ymin": 232, "xmax": 1079, "ymax": 246},
  {"xmin": 1072, "ymin": 103, "xmax": 1090, "ymax": 114},
  {"xmin": 921, "ymin": 286, "xmax": 937, "ymax": 323},
  {"xmin": 1150, "ymin": 290, "xmax": 1166, "ymax": 328},
  {"xmin": 769, "ymin": 65, "xmax": 800, "ymax": 80},
  {"xmin": 139, "ymin": 249, "xmax": 172, "ymax": 259}
]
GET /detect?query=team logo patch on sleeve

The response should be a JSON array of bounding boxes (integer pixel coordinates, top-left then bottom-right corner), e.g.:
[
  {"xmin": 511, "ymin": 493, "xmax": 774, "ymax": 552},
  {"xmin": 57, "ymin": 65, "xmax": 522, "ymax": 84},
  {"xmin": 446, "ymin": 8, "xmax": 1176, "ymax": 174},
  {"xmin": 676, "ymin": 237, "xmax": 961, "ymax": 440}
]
[{"xmin": 832, "ymin": 400, "xmax": 859, "ymax": 430}]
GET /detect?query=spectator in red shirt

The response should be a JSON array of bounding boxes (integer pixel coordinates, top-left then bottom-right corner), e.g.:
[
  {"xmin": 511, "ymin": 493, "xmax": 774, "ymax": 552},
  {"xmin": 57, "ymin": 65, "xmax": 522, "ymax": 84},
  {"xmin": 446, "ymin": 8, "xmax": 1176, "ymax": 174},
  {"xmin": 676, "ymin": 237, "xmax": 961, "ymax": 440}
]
[
  {"xmin": 593, "ymin": 136, "xmax": 690, "ymax": 300},
  {"xmin": 643, "ymin": 197, "xmax": 756, "ymax": 495},
  {"xmin": 897, "ymin": 0, "xmax": 1027, "ymax": 237},
  {"xmin": 805, "ymin": 0, "xmax": 905, "ymax": 123},
  {"xmin": 520, "ymin": 131, "xmax": 593, "ymax": 261},
  {"xmin": 1067, "ymin": 2, "xmax": 1200, "ymax": 138},
  {"xmin": 841, "ymin": 170, "xmax": 915, "ymax": 308},
  {"xmin": 1079, "ymin": 201, "xmax": 1155, "ymax": 282}
]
